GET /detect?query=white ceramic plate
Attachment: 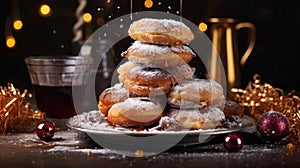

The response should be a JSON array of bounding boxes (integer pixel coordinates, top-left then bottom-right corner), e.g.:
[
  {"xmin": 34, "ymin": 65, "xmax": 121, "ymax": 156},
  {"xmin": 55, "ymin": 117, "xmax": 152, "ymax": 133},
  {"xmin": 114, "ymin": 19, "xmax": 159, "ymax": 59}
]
[{"xmin": 66, "ymin": 111, "xmax": 255, "ymax": 146}]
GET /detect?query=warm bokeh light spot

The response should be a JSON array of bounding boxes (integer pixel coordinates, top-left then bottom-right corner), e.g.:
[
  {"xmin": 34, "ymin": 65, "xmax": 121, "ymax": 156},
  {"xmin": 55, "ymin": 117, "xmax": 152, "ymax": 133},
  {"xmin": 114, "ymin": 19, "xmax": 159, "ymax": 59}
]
[
  {"xmin": 13, "ymin": 20, "xmax": 23, "ymax": 30},
  {"xmin": 6, "ymin": 36, "xmax": 16, "ymax": 48},
  {"xmin": 83, "ymin": 13, "xmax": 92, "ymax": 23},
  {"xmin": 96, "ymin": 17, "xmax": 105, "ymax": 26},
  {"xmin": 198, "ymin": 22, "xmax": 208, "ymax": 32},
  {"xmin": 144, "ymin": 0, "xmax": 153, "ymax": 8},
  {"xmin": 105, "ymin": 0, "xmax": 114, "ymax": 8},
  {"xmin": 39, "ymin": 4, "xmax": 51, "ymax": 17}
]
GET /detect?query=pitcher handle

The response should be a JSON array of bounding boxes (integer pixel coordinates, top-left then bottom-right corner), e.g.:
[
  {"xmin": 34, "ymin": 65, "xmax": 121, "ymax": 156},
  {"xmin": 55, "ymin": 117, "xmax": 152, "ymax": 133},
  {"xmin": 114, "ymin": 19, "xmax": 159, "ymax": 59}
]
[{"xmin": 235, "ymin": 22, "xmax": 256, "ymax": 66}]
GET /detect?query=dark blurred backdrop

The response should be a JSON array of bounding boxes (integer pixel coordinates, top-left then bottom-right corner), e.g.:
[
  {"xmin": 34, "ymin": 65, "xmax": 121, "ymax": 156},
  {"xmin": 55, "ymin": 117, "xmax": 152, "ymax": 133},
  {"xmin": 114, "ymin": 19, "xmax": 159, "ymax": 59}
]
[{"xmin": 1, "ymin": 0, "xmax": 300, "ymax": 94}]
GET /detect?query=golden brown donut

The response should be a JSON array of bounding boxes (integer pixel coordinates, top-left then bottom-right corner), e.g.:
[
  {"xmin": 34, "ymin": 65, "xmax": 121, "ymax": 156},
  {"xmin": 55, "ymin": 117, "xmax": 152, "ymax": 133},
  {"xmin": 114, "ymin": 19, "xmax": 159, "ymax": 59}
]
[
  {"xmin": 166, "ymin": 64, "xmax": 195, "ymax": 83},
  {"xmin": 121, "ymin": 41, "xmax": 195, "ymax": 68},
  {"xmin": 107, "ymin": 97, "xmax": 164, "ymax": 127},
  {"xmin": 128, "ymin": 18, "xmax": 194, "ymax": 45},
  {"xmin": 168, "ymin": 107, "xmax": 225, "ymax": 130},
  {"xmin": 123, "ymin": 67, "xmax": 175, "ymax": 96},
  {"xmin": 98, "ymin": 83, "xmax": 132, "ymax": 116},
  {"xmin": 168, "ymin": 79, "xmax": 225, "ymax": 109},
  {"xmin": 116, "ymin": 61, "xmax": 136, "ymax": 83},
  {"xmin": 223, "ymin": 100, "xmax": 244, "ymax": 118}
]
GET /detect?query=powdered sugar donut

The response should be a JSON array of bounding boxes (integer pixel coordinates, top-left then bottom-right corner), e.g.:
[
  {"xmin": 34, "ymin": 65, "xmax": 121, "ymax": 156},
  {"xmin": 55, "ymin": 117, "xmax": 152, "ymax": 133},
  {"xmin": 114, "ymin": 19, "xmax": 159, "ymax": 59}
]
[
  {"xmin": 107, "ymin": 97, "xmax": 164, "ymax": 127},
  {"xmin": 168, "ymin": 107, "xmax": 225, "ymax": 130},
  {"xmin": 116, "ymin": 61, "xmax": 136, "ymax": 83},
  {"xmin": 223, "ymin": 100, "xmax": 244, "ymax": 118},
  {"xmin": 168, "ymin": 79, "xmax": 225, "ymax": 109},
  {"xmin": 121, "ymin": 41, "xmax": 195, "ymax": 68},
  {"xmin": 98, "ymin": 83, "xmax": 134, "ymax": 116},
  {"xmin": 123, "ymin": 67, "xmax": 175, "ymax": 96},
  {"xmin": 128, "ymin": 18, "xmax": 194, "ymax": 45},
  {"xmin": 166, "ymin": 64, "xmax": 195, "ymax": 83}
]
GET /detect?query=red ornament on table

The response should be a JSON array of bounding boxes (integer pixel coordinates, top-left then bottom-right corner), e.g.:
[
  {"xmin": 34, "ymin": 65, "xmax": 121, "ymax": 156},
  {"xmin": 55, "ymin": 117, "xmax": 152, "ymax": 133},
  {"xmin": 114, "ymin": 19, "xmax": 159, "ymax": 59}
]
[
  {"xmin": 257, "ymin": 111, "xmax": 290, "ymax": 143},
  {"xmin": 224, "ymin": 133, "xmax": 243, "ymax": 152},
  {"xmin": 36, "ymin": 121, "xmax": 55, "ymax": 141}
]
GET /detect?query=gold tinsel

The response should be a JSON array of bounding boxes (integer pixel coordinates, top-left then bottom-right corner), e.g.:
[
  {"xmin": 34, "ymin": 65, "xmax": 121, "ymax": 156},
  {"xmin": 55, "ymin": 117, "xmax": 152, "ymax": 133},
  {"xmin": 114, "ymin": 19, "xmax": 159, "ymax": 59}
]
[
  {"xmin": 0, "ymin": 83, "xmax": 45, "ymax": 134},
  {"xmin": 232, "ymin": 74, "xmax": 300, "ymax": 145}
]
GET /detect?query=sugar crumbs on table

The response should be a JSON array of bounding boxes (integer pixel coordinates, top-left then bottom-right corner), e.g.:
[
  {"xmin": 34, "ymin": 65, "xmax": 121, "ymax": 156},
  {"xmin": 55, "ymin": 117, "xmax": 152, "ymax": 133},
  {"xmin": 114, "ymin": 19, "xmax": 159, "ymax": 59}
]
[
  {"xmin": 87, "ymin": 150, "xmax": 93, "ymax": 157},
  {"xmin": 231, "ymin": 74, "xmax": 300, "ymax": 146},
  {"xmin": 134, "ymin": 150, "xmax": 144, "ymax": 157},
  {"xmin": 0, "ymin": 83, "xmax": 45, "ymax": 134}
]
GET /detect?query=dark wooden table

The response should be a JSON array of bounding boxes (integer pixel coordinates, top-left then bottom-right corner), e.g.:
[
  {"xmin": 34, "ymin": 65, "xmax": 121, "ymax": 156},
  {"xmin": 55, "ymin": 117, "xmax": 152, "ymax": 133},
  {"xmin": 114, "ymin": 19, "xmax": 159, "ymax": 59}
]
[{"xmin": 1, "ymin": 129, "xmax": 300, "ymax": 168}]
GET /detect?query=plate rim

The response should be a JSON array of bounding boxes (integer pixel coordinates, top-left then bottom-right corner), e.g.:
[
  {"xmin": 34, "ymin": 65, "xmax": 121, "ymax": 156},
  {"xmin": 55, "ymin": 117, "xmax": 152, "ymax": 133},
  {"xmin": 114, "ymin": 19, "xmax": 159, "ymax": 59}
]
[{"xmin": 66, "ymin": 114, "xmax": 255, "ymax": 136}]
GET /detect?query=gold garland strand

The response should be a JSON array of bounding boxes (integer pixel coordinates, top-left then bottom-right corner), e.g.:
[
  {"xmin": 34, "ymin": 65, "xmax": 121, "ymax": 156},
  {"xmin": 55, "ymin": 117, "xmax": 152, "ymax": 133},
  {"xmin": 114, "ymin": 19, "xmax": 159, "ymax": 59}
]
[
  {"xmin": 0, "ymin": 83, "xmax": 45, "ymax": 134},
  {"xmin": 232, "ymin": 74, "xmax": 300, "ymax": 145},
  {"xmin": 20, "ymin": 138, "xmax": 56, "ymax": 148}
]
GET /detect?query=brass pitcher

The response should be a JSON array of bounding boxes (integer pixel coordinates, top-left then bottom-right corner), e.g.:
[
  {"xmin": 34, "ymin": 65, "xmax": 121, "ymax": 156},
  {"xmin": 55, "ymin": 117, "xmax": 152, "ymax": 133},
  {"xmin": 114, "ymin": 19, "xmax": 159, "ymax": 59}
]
[{"xmin": 204, "ymin": 18, "xmax": 256, "ymax": 94}]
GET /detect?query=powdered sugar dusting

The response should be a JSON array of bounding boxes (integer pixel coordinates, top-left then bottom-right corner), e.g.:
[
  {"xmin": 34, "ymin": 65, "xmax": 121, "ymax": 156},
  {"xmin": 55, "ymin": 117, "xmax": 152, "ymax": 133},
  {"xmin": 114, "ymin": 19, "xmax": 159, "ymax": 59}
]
[
  {"xmin": 48, "ymin": 146, "xmax": 114, "ymax": 154},
  {"xmin": 122, "ymin": 41, "xmax": 195, "ymax": 56},
  {"xmin": 202, "ymin": 107, "xmax": 225, "ymax": 122},
  {"xmin": 112, "ymin": 97, "xmax": 163, "ymax": 114},
  {"xmin": 130, "ymin": 18, "xmax": 191, "ymax": 34},
  {"xmin": 68, "ymin": 110, "xmax": 113, "ymax": 131},
  {"xmin": 169, "ymin": 107, "xmax": 225, "ymax": 124},
  {"xmin": 67, "ymin": 110, "xmax": 253, "ymax": 135},
  {"xmin": 173, "ymin": 79, "xmax": 223, "ymax": 96},
  {"xmin": 149, "ymin": 116, "xmax": 184, "ymax": 131},
  {"xmin": 117, "ymin": 61, "xmax": 136, "ymax": 74},
  {"xmin": 110, "ymin": 83, "xmax": 130, "ymax": 95},
  {"xmin": 166, "ymin": 64, "xmax": 195, "ymax": 82},
  {"xmin": 128, "ymin": 68, "xmax": 172, "ymax": 81}
]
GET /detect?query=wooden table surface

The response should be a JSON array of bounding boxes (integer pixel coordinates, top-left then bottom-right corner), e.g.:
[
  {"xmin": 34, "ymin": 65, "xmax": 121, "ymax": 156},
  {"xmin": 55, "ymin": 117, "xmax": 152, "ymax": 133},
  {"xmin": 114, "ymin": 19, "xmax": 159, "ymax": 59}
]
[{"xmin": 1, "ymin": 129, "xmax": 300, "ymax": 168}]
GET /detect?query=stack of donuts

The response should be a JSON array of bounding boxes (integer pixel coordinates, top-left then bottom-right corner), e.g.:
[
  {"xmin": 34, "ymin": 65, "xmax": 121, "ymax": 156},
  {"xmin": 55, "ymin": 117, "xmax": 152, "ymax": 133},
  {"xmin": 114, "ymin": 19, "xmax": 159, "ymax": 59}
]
[{"xmin": 98, "ymin": 18, "xmax": 240, "ymax": 130}]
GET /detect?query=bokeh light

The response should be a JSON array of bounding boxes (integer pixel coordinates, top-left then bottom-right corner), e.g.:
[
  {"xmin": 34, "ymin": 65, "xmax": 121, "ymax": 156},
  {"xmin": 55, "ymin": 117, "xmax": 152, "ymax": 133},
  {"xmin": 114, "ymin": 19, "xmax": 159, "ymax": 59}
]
[
  {"xmin": 198, "ymin": 22, "xmax": 208, "ymax": 32},
  {"xmin": 96, "ymin": 17, "xmax": 105, "ymax": 26},
  {"xmin": 144, "ymin": 0, "xmax": 153, "ymax": 8},
  {"xmin": 13, "ymin": 20, "xmax": 23, "ymax": 30},
  {"xmin": 6, "ymin": 36, "xmax": 16, "ymax": 48},
  {"xmin": 39, "ymin": 4, "xmax": 51, "ymax": 17},
  {"xmin": 105, "ymin": 0, "xmax": 114, "ymax": 8},
  {"xmin": 83, "ymin": 13, "xmax": 92, "ymax": 23}
]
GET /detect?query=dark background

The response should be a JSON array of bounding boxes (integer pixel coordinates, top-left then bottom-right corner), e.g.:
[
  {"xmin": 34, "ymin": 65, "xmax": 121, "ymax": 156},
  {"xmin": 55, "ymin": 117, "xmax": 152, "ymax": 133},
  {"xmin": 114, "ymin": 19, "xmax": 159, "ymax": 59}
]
[{"xmin": 0, "ymin": 0, "xmax": 300, "ymax": 94}]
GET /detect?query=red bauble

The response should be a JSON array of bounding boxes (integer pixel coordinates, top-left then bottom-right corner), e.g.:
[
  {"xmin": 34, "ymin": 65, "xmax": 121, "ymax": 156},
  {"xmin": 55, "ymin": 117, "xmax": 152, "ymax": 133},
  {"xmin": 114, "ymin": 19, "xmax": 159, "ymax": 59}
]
[
  {"xmin": 224, "ymin": 134, "xmax": 243, "ymax": 152},
  {"xmin": 36, "ymin": 121, "xmax": 55, "ymax": 141},
  {"xmin": 257, "ymin": 111, "xmax": 289, "ymax": 143}
]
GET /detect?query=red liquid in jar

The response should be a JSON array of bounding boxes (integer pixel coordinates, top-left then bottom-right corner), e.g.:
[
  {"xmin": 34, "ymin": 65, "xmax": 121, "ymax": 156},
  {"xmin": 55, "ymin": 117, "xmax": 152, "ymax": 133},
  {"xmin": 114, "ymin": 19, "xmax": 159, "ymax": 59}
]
[{"xmin": 33, "ymin": 85, "xmax": 85, "ymax": 119}]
